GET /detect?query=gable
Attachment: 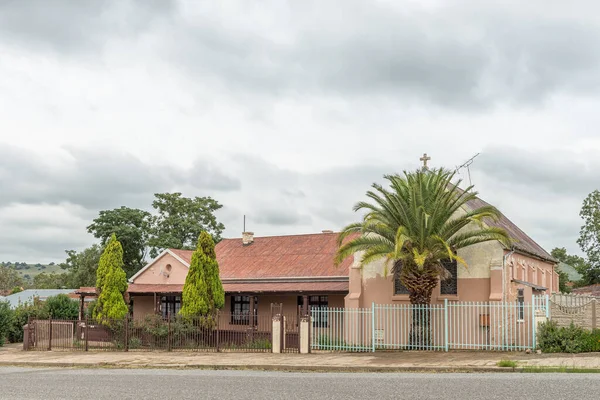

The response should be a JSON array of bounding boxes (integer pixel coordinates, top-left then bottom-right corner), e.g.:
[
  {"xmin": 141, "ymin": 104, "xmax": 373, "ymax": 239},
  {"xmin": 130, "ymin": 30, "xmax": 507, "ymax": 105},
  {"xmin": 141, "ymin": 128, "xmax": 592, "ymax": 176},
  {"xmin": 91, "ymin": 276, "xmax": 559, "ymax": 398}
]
[{"xmin": 132, "ymin": 252, "xmax": 189, "ymax": 285}]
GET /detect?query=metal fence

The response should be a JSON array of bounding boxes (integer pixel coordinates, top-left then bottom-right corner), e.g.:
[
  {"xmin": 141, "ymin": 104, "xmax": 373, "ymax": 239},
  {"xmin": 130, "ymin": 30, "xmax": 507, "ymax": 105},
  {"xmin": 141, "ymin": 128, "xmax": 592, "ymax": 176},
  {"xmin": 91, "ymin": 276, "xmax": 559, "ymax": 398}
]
[
  {"xmin": 26, "ymin": 312, "xmax": 286, "ymax": 353},
  {"xmin": 311, "ymin": 297, "xmax": 549, "ymax": 352}
]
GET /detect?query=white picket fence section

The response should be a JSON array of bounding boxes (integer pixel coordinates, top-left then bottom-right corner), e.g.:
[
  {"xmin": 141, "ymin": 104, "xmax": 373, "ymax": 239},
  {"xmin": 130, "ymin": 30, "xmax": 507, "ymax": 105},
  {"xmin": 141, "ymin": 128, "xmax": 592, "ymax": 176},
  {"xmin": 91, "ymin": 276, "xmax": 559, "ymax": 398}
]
[{"xmin": 311, "ymin": 296, "xmax": 549, "ymax": 352}]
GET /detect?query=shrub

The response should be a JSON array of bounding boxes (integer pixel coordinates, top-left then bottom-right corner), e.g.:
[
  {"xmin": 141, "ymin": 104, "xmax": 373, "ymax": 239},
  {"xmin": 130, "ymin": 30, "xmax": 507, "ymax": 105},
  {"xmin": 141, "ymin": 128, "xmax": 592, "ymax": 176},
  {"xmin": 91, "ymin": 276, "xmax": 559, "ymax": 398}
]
[
  {"xmin": 497, "ymin": 360, "xmax": 518, "ymax": 368},
  {"xmin": 44, "ymin": 294, "xmax": 79, "ymax": 319},
  {"xmin": 538, "ymin": 321, "xmax": 600, "ymax": 353},
  {"xmin": 8, "ymin": 299, "xmax": 48, "ymax": 343},
  {"xmin": 0, "ymin": 301, "xmax": 13, "ymax": 346}
]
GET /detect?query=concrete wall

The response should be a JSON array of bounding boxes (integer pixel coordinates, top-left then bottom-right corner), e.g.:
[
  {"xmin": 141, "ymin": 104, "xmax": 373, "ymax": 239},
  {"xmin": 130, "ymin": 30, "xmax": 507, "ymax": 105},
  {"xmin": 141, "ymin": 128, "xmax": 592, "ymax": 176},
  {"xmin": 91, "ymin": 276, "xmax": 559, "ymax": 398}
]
[{"xmin": 550, "ymin": 299, "xmax": 598, "ymax": 330}]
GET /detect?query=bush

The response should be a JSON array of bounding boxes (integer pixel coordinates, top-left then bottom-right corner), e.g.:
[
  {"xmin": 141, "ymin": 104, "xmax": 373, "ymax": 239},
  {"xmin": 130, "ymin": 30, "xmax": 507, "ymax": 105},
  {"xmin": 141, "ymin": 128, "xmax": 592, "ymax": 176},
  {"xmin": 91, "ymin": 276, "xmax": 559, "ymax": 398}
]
[
  {"xmin": 538, "ymin": 321, "xmax": 600, "ymax": 353},
  {"xmin": 0, "ymin": 301, "xmax": 13, "ymax": 346},
  {"xmin": 44, "ymin": 294, "xmax": 79, "ymax": 319},
  {"xmin": 8, "ymin": 300, "xmax": 48, "ymax": 343}
]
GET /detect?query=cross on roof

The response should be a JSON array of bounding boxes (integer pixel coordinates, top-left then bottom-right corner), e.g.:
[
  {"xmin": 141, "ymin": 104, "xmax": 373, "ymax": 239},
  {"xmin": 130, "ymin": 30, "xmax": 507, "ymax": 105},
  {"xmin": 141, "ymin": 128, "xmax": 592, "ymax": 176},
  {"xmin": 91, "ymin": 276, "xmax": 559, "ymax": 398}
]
[{"xmin": 420, "ymin": 153, "xmax": 431, "ymax": 168}]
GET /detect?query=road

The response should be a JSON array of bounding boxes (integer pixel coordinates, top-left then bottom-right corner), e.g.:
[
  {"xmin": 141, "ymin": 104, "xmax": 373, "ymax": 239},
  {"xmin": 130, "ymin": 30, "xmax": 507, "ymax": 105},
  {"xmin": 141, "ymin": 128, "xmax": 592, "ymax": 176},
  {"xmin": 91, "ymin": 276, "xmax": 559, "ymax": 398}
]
[{"xmin": 1, "ymin": 367, "xmax": 600, "ymax": 400}]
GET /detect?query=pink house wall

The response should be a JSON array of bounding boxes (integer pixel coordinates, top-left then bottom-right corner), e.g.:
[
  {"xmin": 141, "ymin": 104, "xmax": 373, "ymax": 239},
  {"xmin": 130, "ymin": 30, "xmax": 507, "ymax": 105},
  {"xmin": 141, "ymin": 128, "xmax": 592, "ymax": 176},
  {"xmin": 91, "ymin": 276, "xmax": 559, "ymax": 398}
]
[{"xmin": 133, "ymin": 253, "xmax": 188, "ymax": 285}]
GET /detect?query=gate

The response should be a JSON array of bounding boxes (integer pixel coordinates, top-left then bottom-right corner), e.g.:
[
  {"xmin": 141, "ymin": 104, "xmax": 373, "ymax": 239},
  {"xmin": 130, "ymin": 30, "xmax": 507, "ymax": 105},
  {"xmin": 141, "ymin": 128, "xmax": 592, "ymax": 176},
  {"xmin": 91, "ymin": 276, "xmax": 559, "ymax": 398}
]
[{"xmin": 271, "ymin": 303, "xmax": 300, "ymax": 353}]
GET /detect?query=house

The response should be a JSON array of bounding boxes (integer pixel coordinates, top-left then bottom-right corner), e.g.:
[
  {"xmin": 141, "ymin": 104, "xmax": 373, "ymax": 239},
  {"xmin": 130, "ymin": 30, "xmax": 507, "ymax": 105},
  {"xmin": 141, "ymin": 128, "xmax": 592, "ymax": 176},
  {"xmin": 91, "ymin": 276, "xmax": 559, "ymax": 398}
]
[
  {"xmin": 125, "ymin": 232, "xmax": 352, "ymax": 325},
  {"xmin": 3, "ymin": 289, "xmax": 79, "ymax": 309},
  {"xmin": 122, "ymin": 190, "xmax": 556, "ymax": 322},
  {"xmin": 572, "ymin": 284, "xmax": 600, "ymax": 297},
  {"xmin": 347, "ymin": 193, "xmax": 558, "ymax": 308}
]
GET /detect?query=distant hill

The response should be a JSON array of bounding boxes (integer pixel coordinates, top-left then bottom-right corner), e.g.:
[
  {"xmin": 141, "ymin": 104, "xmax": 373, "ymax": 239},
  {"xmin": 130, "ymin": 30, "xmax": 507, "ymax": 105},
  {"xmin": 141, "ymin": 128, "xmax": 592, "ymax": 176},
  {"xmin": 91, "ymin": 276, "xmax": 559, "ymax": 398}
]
[{"xmin": 0, "ymin": 262, "xmax": 64, "ymax": 283}]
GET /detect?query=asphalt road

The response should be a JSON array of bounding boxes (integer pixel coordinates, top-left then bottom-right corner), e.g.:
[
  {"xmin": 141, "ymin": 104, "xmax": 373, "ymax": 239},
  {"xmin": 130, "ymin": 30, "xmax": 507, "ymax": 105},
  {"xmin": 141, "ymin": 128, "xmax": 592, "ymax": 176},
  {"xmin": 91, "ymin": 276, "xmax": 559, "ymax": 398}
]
[{"xmin": 2, "ymin": 367, "xmax": 600, "ymax": 400}]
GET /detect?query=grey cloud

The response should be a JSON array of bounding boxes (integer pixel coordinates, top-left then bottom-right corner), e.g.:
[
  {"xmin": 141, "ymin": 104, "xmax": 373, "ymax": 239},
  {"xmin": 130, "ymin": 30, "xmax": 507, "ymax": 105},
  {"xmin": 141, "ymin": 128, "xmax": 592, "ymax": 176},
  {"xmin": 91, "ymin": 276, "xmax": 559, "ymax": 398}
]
[
  {"xmin": 476, "ymin": 146, "xmax": 599, "ymax": 198},
  {"xmin": 0, "ymin": 0, "xmax": 177, "ymax": 53},
  {"xmin": 0, "ymin": 145, "xmax": 240, "ymax": 209},
  {"xmin": 163, "ymin": 0, "xmax": 600, "ymax": 108},
  {"xmin": 471, "ymin": 145, "xmax": 598, "ymax": 255}
]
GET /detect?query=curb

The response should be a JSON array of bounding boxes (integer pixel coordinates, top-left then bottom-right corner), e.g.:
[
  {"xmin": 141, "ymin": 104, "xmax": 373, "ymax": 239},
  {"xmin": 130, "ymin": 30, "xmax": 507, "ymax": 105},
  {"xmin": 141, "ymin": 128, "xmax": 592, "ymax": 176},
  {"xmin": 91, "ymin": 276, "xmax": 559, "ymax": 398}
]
[{"xmin": 0, "ymin": 361, "xmax": 519, "ymax": 373}]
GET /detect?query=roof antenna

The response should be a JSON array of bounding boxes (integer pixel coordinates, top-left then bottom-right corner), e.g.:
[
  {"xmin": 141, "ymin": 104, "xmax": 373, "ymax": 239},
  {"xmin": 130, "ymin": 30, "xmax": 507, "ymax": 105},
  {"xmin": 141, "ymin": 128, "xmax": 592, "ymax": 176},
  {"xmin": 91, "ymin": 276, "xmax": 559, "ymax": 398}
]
[{"xmin": 455, "ymin": 153, "xmax": 480, "ymax": 187}]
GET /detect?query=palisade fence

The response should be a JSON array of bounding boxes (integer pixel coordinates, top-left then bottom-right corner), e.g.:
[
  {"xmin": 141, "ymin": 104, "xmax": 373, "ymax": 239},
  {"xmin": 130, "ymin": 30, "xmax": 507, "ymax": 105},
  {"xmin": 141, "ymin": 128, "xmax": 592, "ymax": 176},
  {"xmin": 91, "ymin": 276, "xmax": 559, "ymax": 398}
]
[
  {"xmin": 25, "ymin": 311, "xmax": 299, "ymax": 353},
  {"xmin": 311, "ymin": 296, "xmax": 549, "ymax": 352}
]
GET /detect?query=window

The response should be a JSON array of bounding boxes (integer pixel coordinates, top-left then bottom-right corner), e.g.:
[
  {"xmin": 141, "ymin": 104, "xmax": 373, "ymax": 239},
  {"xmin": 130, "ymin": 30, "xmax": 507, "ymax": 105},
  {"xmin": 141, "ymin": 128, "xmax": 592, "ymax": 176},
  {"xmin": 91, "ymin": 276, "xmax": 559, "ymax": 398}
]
[
  {"xmin": 298, "ymin": 296, "xmax": 329, "ymax": 327},
  {"xmin": 517, "ymin": 289, "xmax": 525, "ymax": 320},
  {"xmin": 394, "ymin": 272, "xmax": 409, "ymax": 295},
  {"xmin": 440, "ymin": 259, "xmax": 458, "ymax": 295},
  {"xmin": 161, "ymin": 295, "xmax": 181, "ymax": 319},
  {"xmin": 230, "ymin": 295, "xmax": 258, "ymax": 325}
]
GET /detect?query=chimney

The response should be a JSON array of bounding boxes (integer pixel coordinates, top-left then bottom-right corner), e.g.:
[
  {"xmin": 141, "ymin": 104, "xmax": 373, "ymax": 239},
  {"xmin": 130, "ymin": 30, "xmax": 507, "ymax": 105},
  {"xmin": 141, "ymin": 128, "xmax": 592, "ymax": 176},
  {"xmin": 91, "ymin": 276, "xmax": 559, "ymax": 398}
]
[
  {"xmin": 242, "ymin": 232, "xmax": 254, "ymax": 245},
  {"xmin": 322, "ymin": 230, "xmax": 334, "ymax": 234}
]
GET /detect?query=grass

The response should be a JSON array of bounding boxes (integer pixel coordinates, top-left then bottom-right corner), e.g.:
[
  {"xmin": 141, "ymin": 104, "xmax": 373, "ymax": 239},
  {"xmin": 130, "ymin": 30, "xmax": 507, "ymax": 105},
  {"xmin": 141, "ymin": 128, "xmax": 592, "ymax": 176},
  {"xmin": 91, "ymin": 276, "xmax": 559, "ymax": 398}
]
[
  {"xmin": 521, "ymin": 366, "xmax": 600, "ymax": 373},
  {"xmin": 497, "ymin": 359, "xmax": 518, "ymax": 368}
]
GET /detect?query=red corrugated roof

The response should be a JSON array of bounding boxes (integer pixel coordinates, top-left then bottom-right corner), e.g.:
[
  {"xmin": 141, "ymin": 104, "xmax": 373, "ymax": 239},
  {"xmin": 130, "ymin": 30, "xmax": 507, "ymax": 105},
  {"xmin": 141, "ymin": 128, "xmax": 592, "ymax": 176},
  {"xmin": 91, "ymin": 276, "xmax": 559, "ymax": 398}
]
[
  {"xmin": 127, "ymin": 281, "xmax": 348, "ymax": 294},
  {"xmin": 170, "ymin": 232, "xmax": 353, "ymax": 279}
]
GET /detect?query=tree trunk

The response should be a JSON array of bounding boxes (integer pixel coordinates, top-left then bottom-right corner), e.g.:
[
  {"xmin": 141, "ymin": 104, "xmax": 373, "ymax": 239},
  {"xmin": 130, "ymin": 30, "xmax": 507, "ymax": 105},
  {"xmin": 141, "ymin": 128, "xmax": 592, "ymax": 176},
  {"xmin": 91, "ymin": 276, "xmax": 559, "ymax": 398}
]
[{"xmin": 404, "ymin": 274, "xmax": 438, "ymax": 349}]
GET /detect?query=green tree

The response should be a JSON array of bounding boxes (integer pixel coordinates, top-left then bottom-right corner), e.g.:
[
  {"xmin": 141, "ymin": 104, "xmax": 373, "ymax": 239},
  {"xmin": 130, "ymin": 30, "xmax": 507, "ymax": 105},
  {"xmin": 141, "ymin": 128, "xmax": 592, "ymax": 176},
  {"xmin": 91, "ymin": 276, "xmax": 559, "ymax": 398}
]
[
  {"xmin": 180, "ymin": 232, "xmax": 225, "ymax": 319},
  {"xmin": 87, "ymin": 207, "xmax": 152, "ymax": 278},
  {"xmin": 94, "ymin": 234, "xmax": 129, "ymax": 321},
  {"xmin": 577, "ymin": 190, "xmax": 600, "ymax": 285},
  {"xmin": 0, "ymin": 301, "xmax": 13, "ymax": 346},
  {"xmin": 148, "ymin": 193, "xmax": 225, "ymax": 258},
  {"xmin": 336, "ymin": 169, "xmax": 510, "ymax": 346},
  {"xmin": 59, "ymin": 245, "xmax": 102, "ymax": 288},
  {"xmin": 44, "ymin": 294, "xmax": 79, "ymax": 319},
  {"xmin": 0, "ymin": 265, "xmax": 24, "ymax": 292},
  {"xmin": 10, "ymin": 286, "xmax": 23, "ymax": 294},
  {"xmin": 550, "ymin": 247, "xmax": 589, "ymax": 292},
  {"xmin": 32, "ymin": 272, "xmax": 70, "ymax": 289}
]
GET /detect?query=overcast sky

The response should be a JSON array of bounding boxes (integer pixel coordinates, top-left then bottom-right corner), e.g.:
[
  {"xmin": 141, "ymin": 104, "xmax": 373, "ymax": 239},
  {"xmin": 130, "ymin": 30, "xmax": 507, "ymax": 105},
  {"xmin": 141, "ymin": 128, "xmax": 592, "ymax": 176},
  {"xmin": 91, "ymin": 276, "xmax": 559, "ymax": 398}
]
[{"xmin": 1, "ymin": 0, "xmax": 599, "ymax": 263}]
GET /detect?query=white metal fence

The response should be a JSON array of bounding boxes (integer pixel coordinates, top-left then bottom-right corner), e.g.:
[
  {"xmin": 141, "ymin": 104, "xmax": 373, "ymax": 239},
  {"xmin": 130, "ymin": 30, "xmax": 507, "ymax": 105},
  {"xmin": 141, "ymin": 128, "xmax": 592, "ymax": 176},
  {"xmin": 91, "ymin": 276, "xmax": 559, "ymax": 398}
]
[{"xmin": 311, "ymin": 296, "xmax": 549, "ymax": 352}]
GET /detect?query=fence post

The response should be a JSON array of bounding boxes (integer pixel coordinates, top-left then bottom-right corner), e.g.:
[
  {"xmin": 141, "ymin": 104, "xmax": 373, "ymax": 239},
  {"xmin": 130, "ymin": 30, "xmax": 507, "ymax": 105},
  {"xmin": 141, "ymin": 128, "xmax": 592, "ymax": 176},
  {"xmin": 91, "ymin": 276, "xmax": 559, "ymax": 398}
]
[
  {"xmin": 124, "ymin": 317, "xmax": 129, "ymax": 352},
  {"xmin": 545, "ymin": 295, "xmax": 550, "ymax": 319},
  {"xmin": 592, "ymin": 299, "xmax": 597, "ymax": 331},
  {"xmin": 444, "ymin": 299, "xmax": 449, "ymax": 352},
  {"xmin": 371, "ymin": 302, "xmax": 375, "ymax": 353},
  {"xmin": 531, "ymin": 300, "xmax": 536, "ymax": 350},
  {"xmin": 47, "ymin": 317, "xmax": 52, "ymax": 351},
  {"xmin": 167, "ymin": 315, "xmax": 172, "ymax": 352},
  {"xmin": 215, "ymin": 311, "xmax": 220, "ymax": 353},
  {"xmin": 85, "ymin": 319, "xmax": 89, "ymax": 352}
]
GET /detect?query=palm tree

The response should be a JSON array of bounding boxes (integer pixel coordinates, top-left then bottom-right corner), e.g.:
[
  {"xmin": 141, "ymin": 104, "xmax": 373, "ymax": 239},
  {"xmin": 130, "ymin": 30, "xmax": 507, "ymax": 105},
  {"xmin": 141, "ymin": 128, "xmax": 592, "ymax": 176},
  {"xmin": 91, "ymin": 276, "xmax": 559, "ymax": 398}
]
[{"xmin": 335, "ymin": 168, "xmax": 511, "ymax": 346}]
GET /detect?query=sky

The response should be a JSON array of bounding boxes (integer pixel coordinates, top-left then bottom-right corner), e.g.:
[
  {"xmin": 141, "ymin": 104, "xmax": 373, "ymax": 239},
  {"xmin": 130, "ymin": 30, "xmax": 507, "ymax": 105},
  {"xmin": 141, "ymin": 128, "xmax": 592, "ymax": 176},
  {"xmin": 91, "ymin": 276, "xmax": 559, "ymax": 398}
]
[{"xmin": 1, "ymin": 0, "xmax": 599, "ymax": 263}]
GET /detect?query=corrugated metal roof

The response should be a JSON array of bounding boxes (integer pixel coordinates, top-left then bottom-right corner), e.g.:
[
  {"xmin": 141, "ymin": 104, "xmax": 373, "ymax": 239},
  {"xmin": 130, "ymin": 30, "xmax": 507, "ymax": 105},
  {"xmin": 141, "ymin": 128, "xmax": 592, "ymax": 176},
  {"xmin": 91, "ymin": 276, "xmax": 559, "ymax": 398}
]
[
  {"xmin": 557, "ymin": 262, "xmax": 582, "ymax": 282},
  {"xmin": 463, "ymin": 195, "xmax": 556, "ymax": 263},
  {"xmin": 3, "ymin": 289, "xmax": 77, "ymax": 308},
  {"xmin": 170, "ymin": 232, "xmax": 354, "ymax": 279}
]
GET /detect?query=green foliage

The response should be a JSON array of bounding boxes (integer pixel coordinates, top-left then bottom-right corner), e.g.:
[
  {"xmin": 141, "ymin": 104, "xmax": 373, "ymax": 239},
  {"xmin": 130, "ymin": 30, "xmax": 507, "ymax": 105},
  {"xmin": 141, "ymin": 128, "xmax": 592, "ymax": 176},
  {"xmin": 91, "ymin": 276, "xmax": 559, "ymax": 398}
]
[
  {"xmin": 0, "ymin": 301, "xmax": 13, "ymax": 346},
  {"xmin": 44, "ymin": 294, "xmax": 79, "ymax": 319},
  {"xmin": 336, "ymin": 168, "xmax": 511, "ymax": 304},
  {"xmin": 59, "ymin": 245, "xmax": 102, "ymax": 288},
  {"xmin": 577, "ymin": 190, "xmax": 600, "ymax": 285},
  {"xmin": 10, "ymin": 286, "xmax": 23, "ymax": 294},
  {"xmin": 148, "ymin": 193, "xmax": 225, "ymax": 258},
  {"xmin": 556, "ymin": 269, "xmax": 572, "ymax": 293},
  {"xmin": 0, "ymin": 265, "xmax": 24, "ymax": 292},
  {"xmin": 33, "ymin": 272, "xmax": 70, "ymax": 289},
  {"xmin": 87, "ymin": 207, "xmax": 152, "ymax": 278},
  {"xmin": 7, "ymin": 299, "xmax": 48, "ymax": 343},
  {"xmin": 180, "ymin": 232, "xmax": 225, "ymax": 319},
  {"xmin": 94, "ymin": 235, "xmax": 128, "ymax": 321},
  {"xmin": 497, "ymin": 359, "xmax": 518, "ymax": 368},
  {"xmin": 538, "ymin": 320, "xmax": 600, "ymax": 353}
]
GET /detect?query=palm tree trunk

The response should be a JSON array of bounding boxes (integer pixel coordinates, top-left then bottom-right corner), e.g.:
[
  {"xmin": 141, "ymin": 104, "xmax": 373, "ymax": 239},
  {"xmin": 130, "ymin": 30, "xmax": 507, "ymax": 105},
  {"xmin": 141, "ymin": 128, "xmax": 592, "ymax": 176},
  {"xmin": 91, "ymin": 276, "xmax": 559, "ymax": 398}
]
[{"xmin": 406, "ymin": 275, "xmax": 438, "ymax": 349}]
